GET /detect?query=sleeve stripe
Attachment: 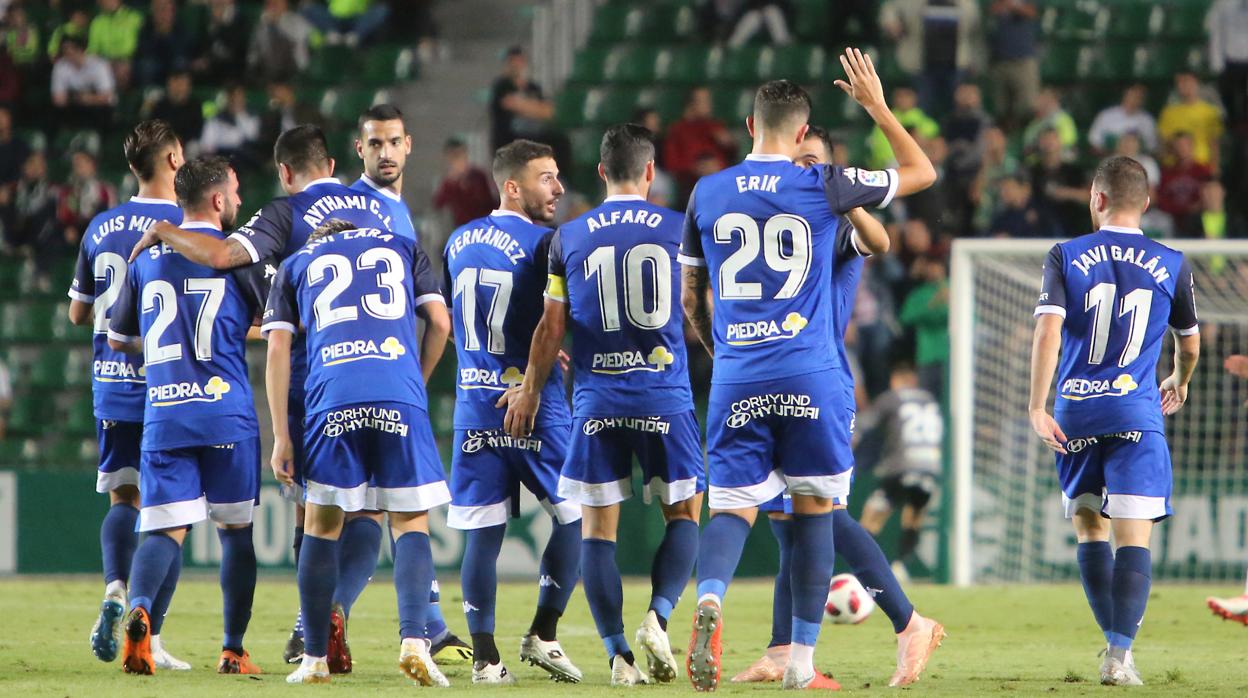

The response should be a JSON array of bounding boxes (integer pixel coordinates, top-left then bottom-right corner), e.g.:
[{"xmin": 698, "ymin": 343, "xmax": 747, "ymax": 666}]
[
  {"xmin": 228, "ymin": 232, "xmax": 260, "ymax": 264},
  {"xmin": 1034, "ymin": 305, "xmax": 1067, "ymax": 318},
  {"xmin": 677, "ymin": 253, "xmax": 706, "ymax": 267},
  {"xmin": 259, "ymin": 321, "xmax": 296, "ymax": 337},
  {"xmin": 68, "ymin": 290, "xmax": 95, "ymax": 302},
  {"xmin": 543, "ymin": 293, "xmax": 568, "ymax": 304},
  {"xmin": 414, "ymin": 293, "xmax": 446, "ymax": 308},
  {"xmin": 106, "ymin": 329, "xmax": 140, "ymax": 343},
  {"xmin": 849, "ymin": 229, "xmax": 870, "ymax": 258},
  {"xmin": 878, "ymin": 168, "xmax": 900, "ymax": 209},
  {"xmin": 1171, "ymin": 324, "xmax": 1200, "ymax": 336}
]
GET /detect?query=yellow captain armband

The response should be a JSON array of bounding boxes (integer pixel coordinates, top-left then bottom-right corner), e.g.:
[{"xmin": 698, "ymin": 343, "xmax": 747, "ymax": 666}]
[{"xmin": 545, "ymin": 274, "xmax": 568, "ymax": 302}]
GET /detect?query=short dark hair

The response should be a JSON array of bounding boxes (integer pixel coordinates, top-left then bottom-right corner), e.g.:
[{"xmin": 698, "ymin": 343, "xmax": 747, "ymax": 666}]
[
  {"xmin": 309, "ymin": 218, "xmax": 357, "ymax": 242},
  {"xmin": 804, "ymin": 125, "xmax": 835, "ymax": 161},
  {"xmin": 174, "ymin": 155, "xmax": 232, "ymax": 209},
  {"xmin": 600, "ymin": 123, "xmax": 654, "ymax": 183},
  {"xmin": 273, "ymin": 124, "xmax": 331, "ymax": 174},
  {"xmin": 492, "ymin": 139, "xmax": 554, "ymax": 189},
  {"xmin": 358, "ymin": 104, "xmax": 405, "ymax": 133},
  {"xmin": 444, "ymin": 137, "xmax": 467, "ymax": 151},
  {"xmin": 124, "ymin": 119, "xmax": 181, "ymax": 182},
  {"xmin": 753, "ymin": 79, "xmax": 811, "ymax": 131},
  {"xmin": 1092, "ymin": 155, "xmax": 1149, "ymax": 210}
]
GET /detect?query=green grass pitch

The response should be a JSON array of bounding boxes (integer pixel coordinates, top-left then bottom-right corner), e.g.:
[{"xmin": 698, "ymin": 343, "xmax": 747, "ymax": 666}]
[{"xmin": 2, "ymin": 576, "xmax": 1247, "ymax": 695}]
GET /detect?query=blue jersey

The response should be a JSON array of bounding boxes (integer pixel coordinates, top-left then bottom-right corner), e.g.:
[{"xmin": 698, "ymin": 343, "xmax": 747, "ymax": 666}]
[
  {"xmin": 108, "ymin": 224, "xmax": 265, "ymax": 450},
  {"xmin": 263, "ymin": 227, "xmax": 444, "ymax": 414},
  {"xmin": 546, "ymin": 195, "xmax": 693, "ymax": 417},
  {"xmin": 1036, "ymin": 226, "xmax": 1199, "ymax": 435},
  {"xmin": 679, "ymin": 155, "xmax": 898, "ymax": 383},
  {"xmin": 351, "ymin": 175, "xmax": 419, "ymax": 241},
  {"xmin": 442, "ymin": 210, "xmax": 569, "ymax": 430},
  {"xmin": 228, "ymin": 178, "xmax": 396, "ymax": 395},
  {"xmin": 69, "ymin": 197, "xmax": 183, "ymax": 422},
  {"xmin": 831, "ymin": 218, "xmax": 867, "ymax": 372}
]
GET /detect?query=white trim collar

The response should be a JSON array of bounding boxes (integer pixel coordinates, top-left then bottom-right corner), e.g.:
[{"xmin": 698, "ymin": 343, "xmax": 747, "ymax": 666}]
[
  {"xmin": 300, "ymin": 177, "xmax": 342, "ymax": 192},
  {"xmin": 604, "ymin": 194, "xmax": 645, "ymax": 203},
  {"xmin": 745, "ymin": 153, "xmax": 792, "ymax": 162},
  {"xmin": 358, "ymin": 174, "xmax": 402, "ymax": 202},
  {"xmin": 182, "ymin": 220, "xmax": 222, "ymax": 231},
  {"xmin": 490, "ymin": 208, "xmax": 532, "ymax": 223},
  {"xmin": 130, "ymin": 196, "xmax": 178, "ymax": 206},
  {"xmin": 1100, "ymin": 225, "xmax": 1144, "ymax": 235}
]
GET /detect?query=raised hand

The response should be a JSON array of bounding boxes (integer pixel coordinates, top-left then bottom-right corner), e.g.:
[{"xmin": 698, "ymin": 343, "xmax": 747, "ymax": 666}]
[{"xmin": 833, "ymin": 47, "xmax": 887, "ymax": 113}]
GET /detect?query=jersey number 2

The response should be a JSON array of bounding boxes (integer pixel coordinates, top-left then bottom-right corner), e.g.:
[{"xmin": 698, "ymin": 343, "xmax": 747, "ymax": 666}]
[
  {"xmin": 1085, "ymin": 283, "xmax": 1152, "ymax": 367},
  {"xmin": 142, "ymin": 278, "xmax": 226, "ymax": 365},
  {"xmin": 308, "ymin": 248, "xmax": 408, "ymax": 331},
  {"xmin": 713, "ymin": 213, "xmax": 812, "ymax": 300}
]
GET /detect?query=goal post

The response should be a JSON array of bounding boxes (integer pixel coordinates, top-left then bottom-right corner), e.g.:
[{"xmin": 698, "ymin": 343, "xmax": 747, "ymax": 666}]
[{"xmin": 949, "ymin": 238, "xmax": 1248, "ymax": 587}]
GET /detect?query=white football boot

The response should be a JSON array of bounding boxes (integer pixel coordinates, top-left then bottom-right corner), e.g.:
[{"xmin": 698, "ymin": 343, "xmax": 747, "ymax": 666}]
[
  {"xmin": 286, "ymin": 655, "xmax": 331, "ymax": 684},
  {"xmin": 634, "ymin": 610, "xmax": 677, "ymax": 683},
  {"xmin": 151, "ymin": 635, "xmax": 191, "ymax": 670},
  {"xmin": 519, "ymin": 633, "xmax": 582, "ymax": 683},
  {"xmin": 472, "ymin": 660, "xmax": 518, "ymax": 685},
  {"xmin": 610, "ymin": 654, "xmax": 649, "ymax": 686},
  {"xmin": 400, "ymin": 638, "xmax": 449, "ymax": 687}
]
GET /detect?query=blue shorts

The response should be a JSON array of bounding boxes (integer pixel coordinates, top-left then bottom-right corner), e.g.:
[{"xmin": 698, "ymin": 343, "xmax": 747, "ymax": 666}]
[
  {"xmin": 95, "ymin": 419, "xmax": 142, "ymax": 493},
  {"xmin": 447, "ymin": 425, "xmax": 580, "ymax": 530},
  {"xmin": 138, "ymin": 436, "xmax": 260, "ymax": 532},
  {"xmin": 280, "ymin": 397, "xmax": 308, "ymax": 503},
  {"xmin": 1057, "ymin": 430, "xmax": 1172, "ymax": 521},
  {"xmin": 304, "ymin": 402, "xmax": 450, "ymax": 513},
  {"xmin": 559, "ymin": 411, "xmax": 706, "ymax": 507},
  {"xmin": 705, "ymin": 370, "xmax": 855, "ymax": 510},
  {"xmin": 759, "ymin": 493, "xmax": 792, "ymax": 514}
]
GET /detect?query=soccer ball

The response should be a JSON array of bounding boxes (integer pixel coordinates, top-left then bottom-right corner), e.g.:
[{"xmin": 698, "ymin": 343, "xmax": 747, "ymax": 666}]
[{"xmin": 824, "ymin": 573, "xmax": 876, "ymax": 624}]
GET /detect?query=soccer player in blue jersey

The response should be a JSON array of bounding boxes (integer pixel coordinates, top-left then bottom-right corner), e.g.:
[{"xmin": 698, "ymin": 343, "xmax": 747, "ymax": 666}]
[
  {"xmin": 441, "ymin": 139, "xmax": 583, "ymax": 684},
  {"xmin": 135, "ymin": 125, "xmax": 409, "ymax": 669},
  {"xmin": 264, "ymin": 218, "xmax": 453, "ymax": 686},
  {"xmin": 735, "ymin": 126, "xmax": 943, "ymax": 688},
  {"xmin": 500, "ymin": 124, "xmax": 705, "ymax": 687},
  {"xmin": 66, "ymin": 119, "xmax": 191, "ymax": 670},
  {"xmin": 679, "ymin": 49, "xmax": 936, "ymax": 691},
  {"xmin": 107, "ymin": 156, "xmax": 267, "ymax": 676},
  {"xmin": 1029, "ymin": 155, "xmax": 1200, "ymax": 687}
]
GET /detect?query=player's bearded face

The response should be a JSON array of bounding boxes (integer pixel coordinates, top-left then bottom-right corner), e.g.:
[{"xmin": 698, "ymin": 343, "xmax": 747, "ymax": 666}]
[
  {"xmin": 359, "ymin": 119, "xmax": 409, "ymax": 187},
  {"xmin": 518, "ymin": 157, "xmax": 563, "ymax": 223},
  {"xmin": 220, "ymin": 169, "xmax": 241, "ymax": 229}
]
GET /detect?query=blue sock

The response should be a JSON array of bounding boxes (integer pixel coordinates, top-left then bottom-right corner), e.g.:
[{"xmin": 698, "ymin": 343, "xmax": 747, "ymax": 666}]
[
  {"xmin": 425, "ymin": 580, "xmax": 449, "ymax": 643},
  {"xmin": 218, "ymin": 526, "xmax": 257, "ymax": 651},
  {"xmin": 767, "ymin": 516, "xmax": 794, "ymax": 646},
  {"xmin": 293, "ymin": 525, "xmax": 304, "ymax": 565},
  {"xmin": 537, "ymin": 519, "xmax": 581, "ymax": 613},
  {"xmin": 833, "ymin": 509, "xmax": 915, "ymax": 634},
  {"xmin": 1109, "ymin": 546, "xmax": 1151, "ymax": 650},
  {"xmin": 150, "ymin": 549, "xmax": 182, "ymax": 635},
  {"xmin": 461, "ymin": 524, "xmax": 505, "ymax": 635},
  {"xmin": 101, "ymin": 503, "xmax": 139, "ymax": 586},
  {"xmin": 695, "ymin": 513, "xmax": 751, "ymax": 600},
  {"xmin": 128, "ymin": 533, "xmax": 181, "ymax": 613},
  {"xmin": 333, "ymin": 517, "xmax": 382, "ymax": 618},
  {"xmin": 582, "ymin": 538, "xmax": 629, "ymax": 659},
  {"xmin": 649, "ymin": 519, "xmax": 698, "ymax": 624},
  {"xmin": 790, "ymin": 513, "xmax": 835, "ymax": 647},
  {"xmin": 297, "ymin": 535, "xmax": 339, "ymax": 657},
  {"xmin": 394, "ymin": 531, "xmax": 435, "ymax": 641},
  {"xmin": 1077, "ymin": 541, "xmax": 1115, "ymax": 641}
]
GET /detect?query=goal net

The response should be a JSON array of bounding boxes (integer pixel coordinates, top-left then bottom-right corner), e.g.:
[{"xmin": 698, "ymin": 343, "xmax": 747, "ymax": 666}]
[{"xmin": 949, "ymin": 239, "xmax": 1248, "ymax": 585}]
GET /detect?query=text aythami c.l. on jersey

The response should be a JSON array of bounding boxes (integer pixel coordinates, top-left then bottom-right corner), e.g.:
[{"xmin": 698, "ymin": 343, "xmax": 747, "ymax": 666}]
[
  {"xmin": 678, "ymin": 155, "xmax": 898, "ymax": 383},
  {"xmin": 1036, "ymin": 225, "xmax": 1199, "ymax": 436}
]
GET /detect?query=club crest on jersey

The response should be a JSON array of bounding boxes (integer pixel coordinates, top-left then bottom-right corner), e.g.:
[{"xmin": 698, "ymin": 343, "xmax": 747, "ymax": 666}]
[
  {"xmin": 321, "ymin": 336, "xmax": 406, "ymax": 366},
  {"xmin": 725, "ymin": 393, "xmax": 820, "ymax": 428},
  {"xmin": 95, "ymin": 359, "xmax": 145, "ymax": 383},
  {"xmin": 591, "ymin": 345, "xmax": 675, "ymax": 374},
  {"xmin": 460, "ymin": 428, "xmax": 542, "ymax": 453},
  {"xmin": 725, "ymin": 312, "xmax": 808, "ymax": 346},
  {"xmin": 843, "ymin": 167, "xmax": 889, "ymax": 188},
  {"xmin": 150, "ymin": 375, "xmax": 231, "ymax": 407},
  {"xmin": 458, "ymin": 366, "xmax": 525, "ymax": 391},
  {"xmin": 1060, "ymin": 373, "xmax": 1138, "ymax": 401}
]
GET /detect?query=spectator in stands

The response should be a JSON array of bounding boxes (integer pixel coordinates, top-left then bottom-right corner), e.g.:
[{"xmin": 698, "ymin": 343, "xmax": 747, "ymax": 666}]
[
  {"xmin": 48, "ymin": 9, "xmax": 91, "ymax": 62},
  {"xmin": 259, "ymin": 79, "xmax": 323, "ymax": 146},
  {"xmin": 1159, "ymin": 132, "xmax": 1215, "ymax": 237},
  {"xmin": 1208, "ymin": 0, "xmax": 1248, "ymax": 129},
  {"xmin": 880, "ymin": 0, "xmax": 982, "ymax": 116},
  {"xmin": 631, "ymin": 108, "xmax": 677, "ymax": 206},
  {"xmin": 0, "ymin": 49, "xmax": 16, "ymax": 107},
  {"xmin": 898, "ymin": 253, "xmax": 950, "ymax": 400},
  {"xmin": 1021, "ymin": 87, "xmax": 1077, "ymax": 160},
  {"xmin": 57, "ymin": 149, "xmax": 115, "ymax": 245},
  {"xmin": 134, "ymin": 0, "xmax": 192, "ymax": 87},
  {"xmin": 1159, "ymin": 72, "xmax": 1225, "ymax": 172},
  {"xmin": 3, "ymin": 4, "xmax": 41, "ymax": 71},
  {"xmin": 664, "ymin": 85, "xmax": 735, "ymax": 198},
  {"xmin": 51, "ymin": 36, "xmax": 116, "ymax": 135},
  {"xmin": 389, "ymin": 0, "xmax": 441, "ymax": 64},
  {"xmin": 0, "ymin": 106, "xmax": 28, "ymax": 191},
  {"xmin": 247, "ymin": 0, "xmax": 315, "ymax": 85},
  {"xmin": 1201, "ymin": 180, "xmax": 1227, "ymax": 240},
  {"xmin": 867, "ymin": 85, "xmax": 938, "ymax": 169},
  {"xmin": 943, "ymin": 82, "xmax": 991, "ymax": 232},
  {"xmin": 719, "ymin": 1, "xmax": 794, "ymax": 49},
  {"xmin": 1029, "ymin": 127, "xmax": 1087, "ymax": 234},
  {"xmin": 633, "ymin": 107, "xmax": 666, "ymax": 167},
  {"xmin": 1114, "ymin": 131, "xmax": 1160, "ymax": 192},
  {"xmin": 302, "ymin": 0, "xmax": 390, "ymax": 47},
  {"xmin": 970, "ymin": 126, "xmax": 1017, "ymax": 233},
  {"xmin": 201, "ymin": 83, "xmax": 261, "ymax": 173},
  {"xmin": 988, "ymin": 172, "xmax": 1059, "ymax": 238},
  {"xmin": 146, "ymin": 70, "xmax": 202, "ymax": 149},
  {"xmin": 1088, "ymin": 84, "xmax": 1158, "ymax": 156},
  {"xmin": 191, "ymin": 0, "xmax": 249, "ymax": 85},
  {"xmin": 488, "ymin": 46, "xmax": 568, "ymax": 166},
  {"xmin": 986, "ymin": 0, "xmax": 1039, "ymax": 132},
  {"xmin": 88, "ymin": 0, "xmax": 143, "ymax": 86},
  {"xmin": 432, "ymin": 137, "xmax": 495, "ymax": 227},
  {"xmin": 4, "ymin": 150, "xmax": 60, "ymax": 259}
]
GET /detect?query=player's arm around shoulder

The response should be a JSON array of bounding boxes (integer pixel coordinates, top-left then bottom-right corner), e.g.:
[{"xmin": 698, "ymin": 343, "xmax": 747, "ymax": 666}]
[{"xmin": 846, "ymin": 207, "xmax": 889, "ymax": 256}]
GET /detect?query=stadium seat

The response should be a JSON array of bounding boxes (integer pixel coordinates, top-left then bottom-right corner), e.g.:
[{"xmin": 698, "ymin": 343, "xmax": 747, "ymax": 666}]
[
  {"xmin": 720, "ymin": 46, "xmax": 767, "ymax": 83},
  {"xmin": 653, "ymin": 46, "xmax": 716, "ymax": 85},
  {"xmin": 570, "ymin": 47, "xmax": 610, "ymax": 84},
  {"xmin": 648, "ymin": 87, "xmax": 688, "ymax": 123},
  {"xmin": 1163, "ymin": 2, "xmax": 1211, "ymax": 40},
  {"xmin": 637, "ymin": 2, "xmax": 698, "ymax": 43},
  {"xmin": 712, "ymin": 87, "xmax": 755, "ymax": 125},
  {"xmin": 1040, "ymin": 41, "xmax": 1082, "ymax": 84},
  {"xmin": 51, "ymin": 303, "xmax": 91, "ymax": 343},
  {"xmin": 41, "ymin": 436, "xmax": 94, "ymax": 466},
  {"xmin": 66, "ymin": 396, "xmax": 97, "ymax": 438},
  {"xmin": 64, "ymin": 348, "xmax": 92, "ymax": 389},
  {"xmin": 811, "ymin": 87, "xmax": 866, "ymax": 127},
  {"xmin": 29, "ymin": 348, "xmax": 68, "ymax": 390},
  {"xmin": 1040, "ymin": 1, "xmax": 1103, "ymax": 41},
  {"xmin": 605, "ymin": 45, "xmax": 658, "ymax": 84},
  {"xmin": 766, "ymin": 45, "xmax": 828, "ymax": 83},
  {"xmin": 555, "ymin": 86, "xmax": 590, "ymax": 130},
  {"xmin": 1104, "ymin": 5, "xmax": 1164, "ymax": 40},
  {"xmin": 792, "ymin": 0, "xmax": 831, "ymax": 41},
  {"xmin": 0, "ymin": 437, "xmax": 30, "ymax": 466},
  {"xmin": 8, "ymin": 394, "xmax": 54, "ymax": 437},
  {"xmin": 0, "ymin": 257, "xmax": 21, "ymax": 300},
  {"xmin": 1, "ymin": 302, "xmax": 55, "ymax": 343},
  {"xmin": 589, "ymin": 2, "xmax": 634, "ymax": 43},
  {"xmin": 568, "ymin": 127, "xmax": 602, "ymax": 167},
  {"xmin": 589, "ymin": 87, "xmax": 642, "ymax": 126}
]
